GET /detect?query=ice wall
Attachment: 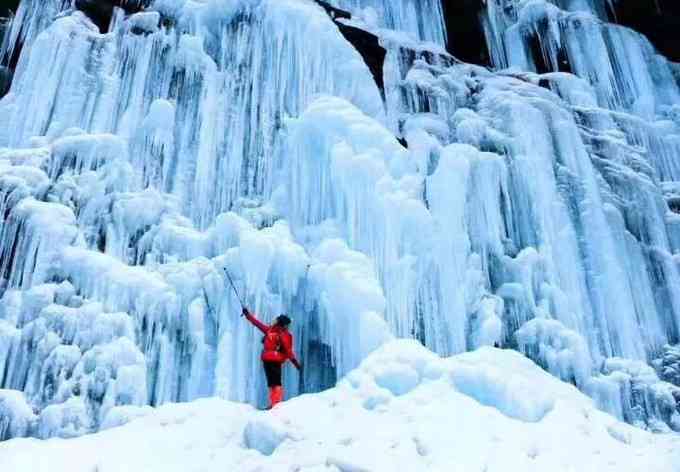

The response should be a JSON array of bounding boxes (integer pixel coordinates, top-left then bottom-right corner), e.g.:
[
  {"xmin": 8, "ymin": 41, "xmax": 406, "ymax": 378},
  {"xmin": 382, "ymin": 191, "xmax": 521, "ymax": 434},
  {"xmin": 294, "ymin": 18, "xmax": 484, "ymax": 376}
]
[
  {"xmin": 0, "ymin": 0, "xmax": 391, "ymax": 437},
  {"xmin": 0, "ymin": 0, "xmax": 679, "ymax": 439},
  {"xmin": 328, "ymin": 0, "xmax": 446, "ymax": 45},
  {"xmin": 475, "ymin": 0, "xmax": 679, "ymax": 116},
  {"xmin": 0, "ymin": 13, "xmax": 14, "ymax": 97},
  {"xmin": 383, "ymin": 0, "xmax": 680, "ymax": 430}
]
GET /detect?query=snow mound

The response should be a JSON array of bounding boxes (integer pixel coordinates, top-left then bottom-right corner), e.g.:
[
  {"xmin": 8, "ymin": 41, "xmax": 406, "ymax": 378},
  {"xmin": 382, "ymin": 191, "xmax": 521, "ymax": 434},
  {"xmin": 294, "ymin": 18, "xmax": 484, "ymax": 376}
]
[{"xmin": 1, "ymin": 340, "xmax": 678, "ymax": 471}]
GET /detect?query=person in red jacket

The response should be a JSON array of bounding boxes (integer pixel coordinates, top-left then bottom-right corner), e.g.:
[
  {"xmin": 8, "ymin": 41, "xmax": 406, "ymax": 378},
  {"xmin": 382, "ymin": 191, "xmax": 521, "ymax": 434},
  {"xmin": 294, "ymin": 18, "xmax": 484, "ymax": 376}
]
[{"xmin": 242, "ymin": 307, "xmax": 302, "ymax": 408}]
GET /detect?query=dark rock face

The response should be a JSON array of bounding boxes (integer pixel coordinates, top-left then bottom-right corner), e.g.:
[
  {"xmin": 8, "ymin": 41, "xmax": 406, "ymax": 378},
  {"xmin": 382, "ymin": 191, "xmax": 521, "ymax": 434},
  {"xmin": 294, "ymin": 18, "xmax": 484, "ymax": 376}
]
[
  {"xmin": 335, "ymin": 22, "xmax": 386, "ymax": 97},
  {"xmin": 0, "ymin": 0, "xmax": 20, "ymax": 18},
  {"xmin": 606, "ymin": 0, "xmax": 680, "ymax": 62},
  {"xmin": 0, "ymin": 65, "xmax": 11, "ymax": 96},
  {"xmin": 440, "ymin": 0, "xmax": 680, "ymax": 66},
  {"xmin": 669, "ymin": 197, "xmax": 680, "ymax": 215},
  {"xmin": 0, "ymin": 14, "xmax": 12, "ymax": 97},
  {"xmin": 441, "ymin": 0, "xmax": 490, "ymax": 66},
  {"xmin": 314, "ymin": 1, "xmax": 351, "ymax": 21},
  {"xmin": 75, "ymin": 0, "xmax": 150, "ymax": 32},
  {"xmin": 0, "ymin": 15, "xmax": 8, "ymax": 43},
  {"xmin": 313, "ymin": 0, "xmax": 386, "ymax": 99}
]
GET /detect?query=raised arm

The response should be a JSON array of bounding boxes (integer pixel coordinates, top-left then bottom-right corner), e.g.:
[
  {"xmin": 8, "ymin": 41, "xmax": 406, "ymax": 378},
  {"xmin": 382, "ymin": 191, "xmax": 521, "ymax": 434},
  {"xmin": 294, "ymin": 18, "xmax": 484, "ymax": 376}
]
[{"xmin": 242, "ymin": 308, "xmax": 269, "ymax": 334}]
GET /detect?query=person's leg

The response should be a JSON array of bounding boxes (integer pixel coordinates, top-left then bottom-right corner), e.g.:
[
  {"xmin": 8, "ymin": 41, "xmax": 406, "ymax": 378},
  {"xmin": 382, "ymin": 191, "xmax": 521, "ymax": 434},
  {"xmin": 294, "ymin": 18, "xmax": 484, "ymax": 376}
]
[
  {"xmin": 263, "ymin": 362, "xmax": 277, "ymax": 387},
  {"xmin": 271, "ymin": 386, "xmax": 283, "ymax": 406},
  {"xmin": 270, "ymin": 363, "xmax": 283, "ymax": 407},
  {"xmin": 263, "ymin": 362, "xmax": 283, "ymax": 408}
]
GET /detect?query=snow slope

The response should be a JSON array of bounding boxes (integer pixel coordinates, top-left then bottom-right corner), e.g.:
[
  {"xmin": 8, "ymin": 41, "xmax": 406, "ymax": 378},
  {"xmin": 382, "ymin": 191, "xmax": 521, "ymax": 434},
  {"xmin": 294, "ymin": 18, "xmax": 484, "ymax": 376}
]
[
  {"xmin": 1, "ymin": 341, "xmax": 678, "ymax": 472},
  {"xmin": 1, "ymin": 0, "xmax": 680, "ymax": 450}
]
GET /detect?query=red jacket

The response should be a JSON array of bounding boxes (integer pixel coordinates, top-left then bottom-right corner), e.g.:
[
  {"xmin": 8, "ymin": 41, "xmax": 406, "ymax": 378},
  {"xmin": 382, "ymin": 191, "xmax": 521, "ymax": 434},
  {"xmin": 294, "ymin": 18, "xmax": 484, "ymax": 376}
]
[{"xmin": 245, "ymin": 312, "xmax": 301, "ymax": 368}]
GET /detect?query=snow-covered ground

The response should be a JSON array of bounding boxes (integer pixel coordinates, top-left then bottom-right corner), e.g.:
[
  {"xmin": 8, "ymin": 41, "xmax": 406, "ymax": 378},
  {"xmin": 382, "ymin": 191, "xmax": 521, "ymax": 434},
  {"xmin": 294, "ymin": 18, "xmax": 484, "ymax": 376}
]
[{"xmin": 2, "ymin": 340, "xmax": 679, "ymax": 472}]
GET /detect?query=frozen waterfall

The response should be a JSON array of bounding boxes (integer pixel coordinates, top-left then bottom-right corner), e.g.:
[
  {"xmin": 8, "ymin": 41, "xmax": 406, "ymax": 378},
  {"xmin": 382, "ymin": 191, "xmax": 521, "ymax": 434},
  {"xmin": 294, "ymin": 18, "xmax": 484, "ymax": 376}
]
[{"xmin": 1, "ymin": 0, "xmax": 679, "ymax": 439}]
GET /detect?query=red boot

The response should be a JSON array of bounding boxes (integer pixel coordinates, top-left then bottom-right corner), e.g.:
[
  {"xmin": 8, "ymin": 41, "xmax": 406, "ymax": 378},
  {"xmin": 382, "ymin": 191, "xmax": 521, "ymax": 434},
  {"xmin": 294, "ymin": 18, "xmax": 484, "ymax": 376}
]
[{"xmin": 270, "ymin": 386, "xmax": 284, "ymax": 408}]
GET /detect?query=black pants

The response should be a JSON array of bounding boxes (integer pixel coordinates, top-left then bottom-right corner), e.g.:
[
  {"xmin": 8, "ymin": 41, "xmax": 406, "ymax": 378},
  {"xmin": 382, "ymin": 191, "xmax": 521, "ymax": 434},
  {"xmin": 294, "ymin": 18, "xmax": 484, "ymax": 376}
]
[{"xmin": 263, "ymin": 361, "xmax": 282, "ymax": 387}]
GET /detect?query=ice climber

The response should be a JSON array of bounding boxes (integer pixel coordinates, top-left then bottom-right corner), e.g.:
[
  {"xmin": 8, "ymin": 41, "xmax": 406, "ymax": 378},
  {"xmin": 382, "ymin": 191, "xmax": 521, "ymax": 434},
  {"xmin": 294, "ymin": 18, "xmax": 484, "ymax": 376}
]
[{"xmin": 242, "ymin": 307, "xmax": 302, "ymax": 408}]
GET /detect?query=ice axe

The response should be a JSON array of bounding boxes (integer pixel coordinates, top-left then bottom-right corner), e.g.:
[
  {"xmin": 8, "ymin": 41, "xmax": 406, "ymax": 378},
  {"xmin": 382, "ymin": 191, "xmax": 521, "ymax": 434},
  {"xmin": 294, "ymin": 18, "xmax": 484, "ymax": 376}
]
[{"xmin": 223, "ymin": 268, "xmax": 246, "ymax": 315}]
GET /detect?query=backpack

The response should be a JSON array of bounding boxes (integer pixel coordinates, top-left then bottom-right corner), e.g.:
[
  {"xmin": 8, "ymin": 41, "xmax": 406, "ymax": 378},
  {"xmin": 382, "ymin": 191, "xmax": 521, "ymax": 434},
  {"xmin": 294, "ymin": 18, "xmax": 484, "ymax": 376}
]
[{"xmin": 262, "ymin": 329, "xmax": 282, "ymax": 353}]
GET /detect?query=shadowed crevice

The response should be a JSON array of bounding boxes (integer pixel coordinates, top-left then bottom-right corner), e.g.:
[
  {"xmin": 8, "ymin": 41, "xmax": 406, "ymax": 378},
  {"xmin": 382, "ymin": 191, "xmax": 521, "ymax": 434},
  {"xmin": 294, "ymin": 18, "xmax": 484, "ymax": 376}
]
[{"xmin": 606, "ymin": 0, "xmax": 680, "ymax": 62}]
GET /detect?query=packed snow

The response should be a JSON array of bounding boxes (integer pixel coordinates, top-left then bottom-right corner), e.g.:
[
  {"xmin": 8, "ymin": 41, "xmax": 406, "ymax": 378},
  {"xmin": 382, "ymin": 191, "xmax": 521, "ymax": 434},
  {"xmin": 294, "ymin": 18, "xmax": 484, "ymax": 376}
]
[{"xmin": 1, "ymin": 341, "xmax": 679, "ymax": 471}]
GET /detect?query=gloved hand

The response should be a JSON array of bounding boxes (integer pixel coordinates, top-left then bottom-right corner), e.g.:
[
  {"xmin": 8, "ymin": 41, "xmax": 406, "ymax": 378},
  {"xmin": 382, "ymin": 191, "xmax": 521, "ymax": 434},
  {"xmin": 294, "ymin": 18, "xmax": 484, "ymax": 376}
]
[{"xmin": 242, "ymin": 307, "xmax": 249, "ymax": 317}]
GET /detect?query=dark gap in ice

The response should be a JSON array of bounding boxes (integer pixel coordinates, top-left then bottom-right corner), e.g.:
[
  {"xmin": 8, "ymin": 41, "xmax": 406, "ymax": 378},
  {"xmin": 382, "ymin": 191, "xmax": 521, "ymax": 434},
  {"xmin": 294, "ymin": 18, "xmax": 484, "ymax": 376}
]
[
  {"xmin": 441, "ymin": 0, "xmax": 491, "ymax": 66},
  {"xmin": 538, "ymin": 78, "xmax": 552, "ymax": 90},
  {"xmin": 556, "ymin": 45, "xmax": 572, "ymax": 74},
  {"xmin": 0, "ymin": 0, "xmax": 20, "ymax": 18},
  {"xmin": 0, "ymin": 13, "xmax": 18, "ymax": 97},
  {"xmin": 668, "ymin": 197, "xmax": 680, "ymax": 214},
  {"xmin": 335, "ymin": 23, "xmax": 386, "ymax": 99},
  {"xmin": 501, "ymin": 299, "xmax": 524, "ymax": 350},
  {"xmin": 311, "ymin": 1, "xmax": 386, "ymax": 99},
  {"xmin": 75, "ymin": 0, "xmax": 151, "ymax": 33},
  {"xmin": 645, "ymin": 250, "xmax": 680, "ymax": 343},
  {"xmin": 0, "ymin": 66, "xmax": 9, "ymax": 96},
  {"xmin": 527, "ymin": 32, "xmax": 551, "ymax": 74},
  {"xmin": 606, "ymin": 0, "xmax": 680, "ymax": 62}
]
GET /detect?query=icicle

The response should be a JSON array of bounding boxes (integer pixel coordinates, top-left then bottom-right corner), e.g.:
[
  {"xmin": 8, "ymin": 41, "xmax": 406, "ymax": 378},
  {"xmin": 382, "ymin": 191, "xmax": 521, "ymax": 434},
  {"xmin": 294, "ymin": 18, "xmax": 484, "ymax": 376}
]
[
  {"xmin": 0, "ymin": 198, "xmax": 77, "ymax": 291},
  {"xmin": 328, "ymin": 0, "xmax": 447, "ymax": 45}
]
